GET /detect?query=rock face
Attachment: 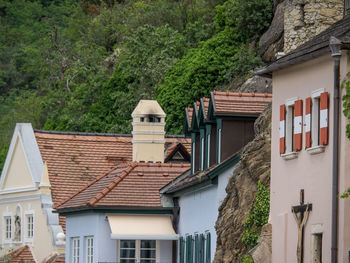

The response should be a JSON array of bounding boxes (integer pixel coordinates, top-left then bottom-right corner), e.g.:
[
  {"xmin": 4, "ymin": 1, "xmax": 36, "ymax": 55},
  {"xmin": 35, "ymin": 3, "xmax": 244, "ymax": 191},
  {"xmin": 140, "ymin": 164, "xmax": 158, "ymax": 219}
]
[
  {"xmin": 284, "ymin": 0, "xmax": 343, "ymax": 53},
  {"xmin": 237, "ymin": 76, "xmax": 272, "ymax": 94},
  {"xmin": 258, "ymin": 1, "xmax": 285, "ymax": 62},
  {"xmin": 250, "ymin": 224, "xmax": 272, "ymax": 263},
  {"xmin": 213, "ymin": 104, "xmax": 272, "ymax": 263}
]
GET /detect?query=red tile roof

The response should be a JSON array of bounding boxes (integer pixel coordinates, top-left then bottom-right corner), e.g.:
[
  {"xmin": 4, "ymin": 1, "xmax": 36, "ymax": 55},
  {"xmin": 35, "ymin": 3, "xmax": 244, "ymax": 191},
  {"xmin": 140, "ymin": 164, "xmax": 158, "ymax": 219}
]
[
  {"xmin": 55, "ymin": 162, "xmax": 190, "ymax": 211},
  {"xmin": 212, "ymin": 91, "xmax": 272, "ymax": 116},
  {"xmin": 45, "ymin": 253, "xmax": 65, "ymax": 263},
  {"xmin": 0, "ymin": 245, "xmax": 36, "ymax": 263},
  {"xmin": 35, "ymin": 131, "xmax": 190, "ymax": 230}
]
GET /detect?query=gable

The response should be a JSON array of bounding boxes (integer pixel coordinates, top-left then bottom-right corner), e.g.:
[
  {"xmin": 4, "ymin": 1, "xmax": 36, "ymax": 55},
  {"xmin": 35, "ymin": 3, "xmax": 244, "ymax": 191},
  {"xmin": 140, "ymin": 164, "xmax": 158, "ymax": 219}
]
[{"xmin": 1, "ymin": 137, "xmax": 35, "ymax": 190}]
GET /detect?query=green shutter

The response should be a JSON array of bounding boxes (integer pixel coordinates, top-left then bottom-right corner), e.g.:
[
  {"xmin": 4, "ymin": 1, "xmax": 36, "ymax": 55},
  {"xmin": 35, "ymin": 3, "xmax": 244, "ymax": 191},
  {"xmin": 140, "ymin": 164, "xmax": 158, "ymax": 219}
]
[
  {"xmin": 205, "ymin": 232, "xmax": 211, "ymax": 263},
  {"xmin": 199, "ymin": 234, "xmax": 205, "ymax": 263},
  {"xmin": 186, "ymin": 235, "xmax": 193, "ymax": 263},
  {"xmin": 180, "ymin": 237, "xmax": 184, "ymax": 263},
  {"xmin": 194, "ymin": 234, "xmax": 199, "ymax": 263}
]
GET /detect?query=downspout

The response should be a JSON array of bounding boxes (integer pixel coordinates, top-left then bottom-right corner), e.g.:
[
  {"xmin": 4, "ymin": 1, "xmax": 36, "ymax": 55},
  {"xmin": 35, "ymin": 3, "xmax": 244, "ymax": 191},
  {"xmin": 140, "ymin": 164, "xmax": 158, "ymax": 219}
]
[{"xmin": 329, "ymin": 36, "xmax": 342, "ymax": 263}]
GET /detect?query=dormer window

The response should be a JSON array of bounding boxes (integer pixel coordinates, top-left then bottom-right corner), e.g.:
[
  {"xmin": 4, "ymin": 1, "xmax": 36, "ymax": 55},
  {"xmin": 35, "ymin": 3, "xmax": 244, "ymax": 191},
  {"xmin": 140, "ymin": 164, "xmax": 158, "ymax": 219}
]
[{"xmin": 140, "ymin": 117, "xmax": 145, "ymax": 122}]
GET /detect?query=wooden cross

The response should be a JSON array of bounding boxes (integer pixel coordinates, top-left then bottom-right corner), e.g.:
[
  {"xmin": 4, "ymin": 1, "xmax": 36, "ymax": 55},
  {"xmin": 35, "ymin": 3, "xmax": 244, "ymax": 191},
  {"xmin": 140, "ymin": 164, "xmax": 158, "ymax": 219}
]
[{"xmin": 291, "ymin": 189, "xmax": 312, "ymax": 263}]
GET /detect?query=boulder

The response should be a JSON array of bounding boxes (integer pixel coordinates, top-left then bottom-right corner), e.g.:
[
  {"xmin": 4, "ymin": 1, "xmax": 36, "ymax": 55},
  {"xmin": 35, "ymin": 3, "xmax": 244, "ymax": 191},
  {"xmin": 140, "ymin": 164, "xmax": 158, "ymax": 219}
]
[
  {"xmin": 249, "ymin": 224, "xmax": 272, "ymax": 263},
  {"xmin": 237, "ymin": 76, "xmax": 272, "ymax": 94},
  {"xmin": 258, "ymin": 1, "xmax": 285, "ymax": 62}
]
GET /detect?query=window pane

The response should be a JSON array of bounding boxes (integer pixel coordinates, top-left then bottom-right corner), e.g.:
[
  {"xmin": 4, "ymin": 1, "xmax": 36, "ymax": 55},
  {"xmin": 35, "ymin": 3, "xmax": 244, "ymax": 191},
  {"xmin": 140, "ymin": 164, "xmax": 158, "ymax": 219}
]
[
  {"xmin": 140, "ymin": 250, "xmax": 156, "ymax": 259},
  {"xmin": 140, "ymin": 260, "xmax": 156, "ymax": 263},
  {"xmin": 120, "ymin": 240, "xmax": 136, "ymax": 248},
  {"xmin": 120, "ymin": 249, "xmax": 136, "ymax": 258},
  {"xmin": 141, "ymin": 240, "xmax": 156, "ymax": 248},
  {"xmin": 120, "ymin": 260, "xmax": 136, "ymax": 263}
]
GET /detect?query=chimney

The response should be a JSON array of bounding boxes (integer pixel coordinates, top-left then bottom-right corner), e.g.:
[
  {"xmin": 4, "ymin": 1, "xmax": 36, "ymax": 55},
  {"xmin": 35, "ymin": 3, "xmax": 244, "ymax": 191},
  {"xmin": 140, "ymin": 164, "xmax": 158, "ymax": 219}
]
[{"xmin": 131, "ymin": 100, "xmax": 166, "ymax": 163}]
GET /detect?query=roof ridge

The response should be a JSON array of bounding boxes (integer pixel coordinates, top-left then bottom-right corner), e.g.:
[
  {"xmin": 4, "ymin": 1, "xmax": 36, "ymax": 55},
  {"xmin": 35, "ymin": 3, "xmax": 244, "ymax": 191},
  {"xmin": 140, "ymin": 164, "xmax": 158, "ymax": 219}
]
[
  {"xmin": 53, "ymin": 166, "xmax": 118, "ymax": 209},
  {"xmin": 9, "ymin": 245, "xmax": 29, "ymax": 257},
  {"xmin": 213, "ymin": 91, "xmax": 272, "ymax": 97},
  {"xmin": 87, "ymin": 163, "xmax": 138, "ymax": 206}
]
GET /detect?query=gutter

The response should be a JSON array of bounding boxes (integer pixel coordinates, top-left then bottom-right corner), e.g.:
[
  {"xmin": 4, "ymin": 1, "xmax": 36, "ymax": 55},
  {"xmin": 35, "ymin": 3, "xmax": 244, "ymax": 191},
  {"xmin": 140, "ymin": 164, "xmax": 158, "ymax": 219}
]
[{"xmin": 329, "ymin": 36, "xmax": 342, "ymax": 263}]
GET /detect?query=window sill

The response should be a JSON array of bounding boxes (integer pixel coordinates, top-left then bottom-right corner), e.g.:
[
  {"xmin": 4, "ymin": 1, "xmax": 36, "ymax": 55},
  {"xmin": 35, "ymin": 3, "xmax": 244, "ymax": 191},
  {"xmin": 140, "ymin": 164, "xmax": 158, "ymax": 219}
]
[
  {"xmin": 306, "ymin": 145, "xmax": 325, "ymax": 155},
  {"xmin": 281, "ymin": 152, "xmax": 298, "ymax": 160}
]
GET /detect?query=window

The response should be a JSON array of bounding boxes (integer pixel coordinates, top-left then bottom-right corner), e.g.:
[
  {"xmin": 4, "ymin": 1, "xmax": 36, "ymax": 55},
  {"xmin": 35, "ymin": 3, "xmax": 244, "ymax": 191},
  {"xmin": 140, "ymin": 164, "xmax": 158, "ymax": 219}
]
[
  {"xmin": 217, "ymin": 129, "xmax": 222, "ymax": 163},
  {"xmin": 141, "ymin": 117, "xmax": 145, "ymax": 122},
  {"xmin": 200, "ymin": 137, "xmax": 204, "ymax": 171},
  {"xmin": 72, "ymin": 237, "xmax": 80, "ymax": 263},
  {"xmin": 285, "ymin": 104, "xmax": 294, "ymax": 153},
  {"xmin": 119, "ymin": 240, "xmax": 157, "ymax": 263},
  {"xmin": 191, "ymin": 141, "xmax": 196, "ymax": 174},
  {"xmin": 86, "ymin": 236, "xmax": 94, "ymax": 263},
  {"xmin": 140, "ymin": 240, "xmax": 156, "ymax": 263},
  {"xmin": 26, "ymin": 214, "xmax": 34, "ymax": 239},
  {"xmin": 206, "ymin": 134, "xmax": 210, "ymax": 168},
  {"xmin": 5, "ymin": 216, "xmax": 12, "ymax": 240}
]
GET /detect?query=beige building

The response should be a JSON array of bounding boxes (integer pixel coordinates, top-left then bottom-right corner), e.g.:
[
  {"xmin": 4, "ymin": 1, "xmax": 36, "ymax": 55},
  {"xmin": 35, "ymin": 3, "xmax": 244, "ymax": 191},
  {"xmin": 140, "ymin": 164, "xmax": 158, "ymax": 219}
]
[{"xmin": 257, "ymin": 12, "xmax": 350, "ymax": 263}]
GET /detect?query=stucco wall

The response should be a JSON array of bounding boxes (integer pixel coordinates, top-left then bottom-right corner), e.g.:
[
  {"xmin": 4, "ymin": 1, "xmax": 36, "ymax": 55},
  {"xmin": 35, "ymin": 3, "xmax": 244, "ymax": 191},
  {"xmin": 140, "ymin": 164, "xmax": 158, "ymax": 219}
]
[
  {"xmin": 177, "ymin": 166, "xmax": 235, "ymax": 261},
  {"xmin": 271, "ymin": 52, "xmax": 350, "ymax": 262}
]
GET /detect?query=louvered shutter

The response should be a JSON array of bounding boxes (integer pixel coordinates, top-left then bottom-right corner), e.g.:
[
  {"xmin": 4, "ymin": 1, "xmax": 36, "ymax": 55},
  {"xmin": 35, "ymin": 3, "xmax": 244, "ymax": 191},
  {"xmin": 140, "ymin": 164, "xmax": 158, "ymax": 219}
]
[
  {"xmin": 320, "ymin": 92, "xmax": 329, "ymax": 145},
  {"xmin": 280, "ymin": 105, "xmax": 286, "ymax": 154},
  {"xmin": 294, "ymin": 100, "xmax": 303, "ymax": 151},
  {"xmin": 305, "ymin": 97, "xmax": 312, "ymax": 148}
]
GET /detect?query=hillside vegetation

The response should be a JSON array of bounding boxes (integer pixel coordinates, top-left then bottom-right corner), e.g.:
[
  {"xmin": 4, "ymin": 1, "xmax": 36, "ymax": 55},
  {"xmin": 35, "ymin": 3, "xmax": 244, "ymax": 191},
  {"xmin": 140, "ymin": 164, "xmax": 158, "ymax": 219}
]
[{"xmin": 0, "ymin": 0, "xmax": 273, "ymax": 172}]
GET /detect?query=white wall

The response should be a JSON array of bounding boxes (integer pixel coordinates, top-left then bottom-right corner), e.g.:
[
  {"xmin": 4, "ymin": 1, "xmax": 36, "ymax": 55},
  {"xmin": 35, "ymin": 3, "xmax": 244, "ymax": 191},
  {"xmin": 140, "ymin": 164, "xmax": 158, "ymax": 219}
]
[{"xmin": 177, "ymin": 166, "xmax": 234, "ymax": 260}]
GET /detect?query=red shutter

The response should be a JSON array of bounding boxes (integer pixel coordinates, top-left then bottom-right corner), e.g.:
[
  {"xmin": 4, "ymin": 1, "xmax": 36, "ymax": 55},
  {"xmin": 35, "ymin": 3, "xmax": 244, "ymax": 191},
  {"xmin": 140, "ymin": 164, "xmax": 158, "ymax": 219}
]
[
  {"xmin": 280, "ymin": 105, "xmax": 286, "ymax": 154},
  {"xmin": 294, "ymin": 100, "xmax": 303, "ymax": 151},
  {"xmin": 320, "ymin": 92, "xmax": 329, "ymax": 145},
  {"xmin": 305, "ymin": 97, "xmax": 312, "ymax": 149}
]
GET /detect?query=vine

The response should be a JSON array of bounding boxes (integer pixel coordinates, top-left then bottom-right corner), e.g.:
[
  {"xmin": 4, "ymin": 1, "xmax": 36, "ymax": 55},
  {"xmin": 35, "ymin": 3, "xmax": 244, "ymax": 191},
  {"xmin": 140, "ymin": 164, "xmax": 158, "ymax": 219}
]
[
  {"xmin": 341, "ymin": 73, "xmax": 350, "ymax": 139},
  {"xmin": 242, "ymin": 181, "xmax": 270, "ymax": 248}
]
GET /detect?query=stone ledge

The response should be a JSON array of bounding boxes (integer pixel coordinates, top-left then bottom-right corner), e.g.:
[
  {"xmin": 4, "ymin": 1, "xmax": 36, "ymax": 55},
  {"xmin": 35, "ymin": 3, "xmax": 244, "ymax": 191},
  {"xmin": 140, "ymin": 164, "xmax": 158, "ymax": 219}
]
[
  {"xmin": 281, "ymin": 151, "xmax": 298, "ymax": 160},
  {"xmin": 306, "ymin": 145, "xmax": 325, "ymax": 155}
]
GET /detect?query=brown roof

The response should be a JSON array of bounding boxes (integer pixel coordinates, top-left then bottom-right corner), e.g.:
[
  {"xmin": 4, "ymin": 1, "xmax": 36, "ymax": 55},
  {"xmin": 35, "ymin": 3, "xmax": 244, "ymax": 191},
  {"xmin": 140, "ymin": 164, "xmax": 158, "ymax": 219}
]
[
  {"xmin": 0, "ymin": 245, "xmax": 36, "ymax": 263},
  {"xmin": 256, "ymin": 14, "xmax": 350, "ymax": 75},
  {"xmin": 202, "ymin": 98, "xmax": 210, "ymax": 118},
  {"xmin": 212, "ymin": 91, "xmax": 272, "ymax": 116},
  {"xmin": 35, "ymin": 130, "xmax": 190, "ymax": 230},
  {"xmin": 55, "ymin": 162, "xmax": 190, "ymax": 211},
  {"xmin": 45, "ymin": 253, "xmax": 65, "ymax": 263},
  {"xmin": 163, "ymin": 152, "xmax": 240, "ymax": 194}
]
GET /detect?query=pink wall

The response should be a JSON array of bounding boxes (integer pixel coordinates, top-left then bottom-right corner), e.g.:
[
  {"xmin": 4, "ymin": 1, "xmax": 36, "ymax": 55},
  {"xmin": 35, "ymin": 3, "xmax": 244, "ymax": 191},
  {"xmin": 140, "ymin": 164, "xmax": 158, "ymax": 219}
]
[{"xmin": 270, "ymin": 52, "xmax": 350, "ymax": 263}]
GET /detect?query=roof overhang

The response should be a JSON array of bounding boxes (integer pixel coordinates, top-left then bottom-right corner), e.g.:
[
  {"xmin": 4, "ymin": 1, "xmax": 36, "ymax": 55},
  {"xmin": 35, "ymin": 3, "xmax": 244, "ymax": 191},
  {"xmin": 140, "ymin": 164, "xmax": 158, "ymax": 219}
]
[{"xmin": 107, "ymin": 214, "xmax": 179, "ymax": 240}]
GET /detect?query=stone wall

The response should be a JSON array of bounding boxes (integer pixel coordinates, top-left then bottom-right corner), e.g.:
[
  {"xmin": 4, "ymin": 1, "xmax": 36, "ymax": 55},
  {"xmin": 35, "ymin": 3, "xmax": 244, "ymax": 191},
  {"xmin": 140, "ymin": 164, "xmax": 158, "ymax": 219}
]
[{"xmin": 284, "ymin": 0, "xmax": 343, "ymax": 53}]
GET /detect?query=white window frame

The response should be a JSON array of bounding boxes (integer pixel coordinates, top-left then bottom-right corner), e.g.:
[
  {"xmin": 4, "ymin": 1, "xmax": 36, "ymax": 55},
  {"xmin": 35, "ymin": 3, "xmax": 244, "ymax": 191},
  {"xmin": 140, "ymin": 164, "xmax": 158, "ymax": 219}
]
[
  {"xmin": 3, "ymin": 213, "xmax": 12, "ymax": 244},
  {"xmin": 72, "ymin": 237, "xmax": 80, "ymax": 263},
  {"xmin": 24, "ymin": 210, "xmax": 34, "ymax": 243},
  {"xmin": 307, "ymin": 89, "xmax": 326, "ymax": 154},
  {"xmin": 86, "ymin": 236, "xmax": 94, "ymax": 263},
  {"xmin": 117, "ymin": 240, "xmax": 160, "ymax": 263}
]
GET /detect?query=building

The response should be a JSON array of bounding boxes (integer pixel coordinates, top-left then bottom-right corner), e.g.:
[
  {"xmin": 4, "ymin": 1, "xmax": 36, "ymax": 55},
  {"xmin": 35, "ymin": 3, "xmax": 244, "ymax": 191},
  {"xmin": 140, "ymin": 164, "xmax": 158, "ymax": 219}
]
[
  {"xmin": 0, "ymin": 101, "xmax": 189, "ymax": 262},
  {"xmin": 54, "ymin": 100, "xmax": 191, "ymax": 263},
  {"xmin": 256, "ymin": 13, "xmax": 350, "ymax": 263},
  {"xmin": 161, "ymin": 91, "xmax": 272, "ymax": 262}
]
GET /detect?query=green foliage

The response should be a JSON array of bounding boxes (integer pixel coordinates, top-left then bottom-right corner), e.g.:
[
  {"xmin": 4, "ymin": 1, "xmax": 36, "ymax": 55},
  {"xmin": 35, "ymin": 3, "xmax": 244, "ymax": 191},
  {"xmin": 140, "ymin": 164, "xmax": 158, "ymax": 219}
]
[
  {"xmin": 0, "ymin": 146, "xmax": 8, "ymax": 174},
  {"xmin": 341, "ymin": 73, "xmax": 350, "ymax": 139},
  {"xmin": 242, "ymin": 181, "xmax": 270, "ymax": 248},
  {"xmin": 239, "ymin": 255, "xmax": 253, "ymax": 263}
]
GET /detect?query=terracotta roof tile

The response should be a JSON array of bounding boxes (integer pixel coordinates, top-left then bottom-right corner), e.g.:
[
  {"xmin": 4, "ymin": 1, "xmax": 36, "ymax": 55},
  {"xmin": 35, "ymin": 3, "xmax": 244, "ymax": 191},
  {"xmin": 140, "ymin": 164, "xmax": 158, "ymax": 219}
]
[
  {"xmin": 35, "ymin": 131, "xmax": 190, "ymax": 231},
  {"xmin": 0, "ymin": 245, "xmax": 36, "ymax": 263},
  {"xmin": 45, "ymin": 253, "xmax": 65, "ymax": 263},
  {"xmin": 212, "ymin": 91, "xmax": 272, "ymax": 116},
  {"xmin": 56, "ymin": 162, "xmax": 190, "ymax": 210}
]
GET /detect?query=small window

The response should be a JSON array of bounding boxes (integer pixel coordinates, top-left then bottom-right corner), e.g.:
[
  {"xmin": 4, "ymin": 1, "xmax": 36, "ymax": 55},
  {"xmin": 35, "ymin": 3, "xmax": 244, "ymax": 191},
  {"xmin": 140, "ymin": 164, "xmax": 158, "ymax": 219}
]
[
  {"xmin": 311, "ymin": 233, "xmax": 322, "ymax": 263},
  {"xmin": 206, "ymin": 134, "xmax": 210, "ymax": 168},
  {"xmin": 72, "ymin": 237, "xmax": 80, "ymax": 263},
  {"xmin": 120, "ymin": 240, "xmax": 136, "ymax": 263},
  {"xmin": 140, "ymin": 117, "xmax": 145, "ymax": 122},
  {"xmin": 140, "ymin": 240, "xmax": 156, "ymax": 263},
  {"xmin": 5, "ymin": 216, "xmax": 12, "ymax": 240},
  {"xmin": 149, "ymin": 116, "xmax": 155, "ymax": 122},
  {"xmin": 26, "ymin": 214, "xmax": 34, "ymax": 238},
  {"xmin": 200, "ymin": 137, "xmax": 204, "ymax": 171},
  {"xmin": 86, "ymin": 236, "xmax": 94, "ymax": 263},
  {"xmin": 311, "ymin": 96, "xmax": 320, "ymax": 147},
  {"xmin": 286, "ymin": 104, "xmax": 295, "ymax": 153},
  {"xmin": 192, "ymin": 142, "xmax": 196, "ymax": 174},
  {"xmin": 156, "ymin": 117, "xmax": 161, "ymax": 123}
]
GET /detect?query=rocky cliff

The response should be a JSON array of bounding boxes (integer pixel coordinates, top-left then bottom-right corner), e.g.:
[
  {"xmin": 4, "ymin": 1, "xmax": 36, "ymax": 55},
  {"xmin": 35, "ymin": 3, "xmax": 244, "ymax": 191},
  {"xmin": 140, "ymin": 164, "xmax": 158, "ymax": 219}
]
[{"xmin": 213, "ymin": 103, "xmax": 272, "ymax": 263}]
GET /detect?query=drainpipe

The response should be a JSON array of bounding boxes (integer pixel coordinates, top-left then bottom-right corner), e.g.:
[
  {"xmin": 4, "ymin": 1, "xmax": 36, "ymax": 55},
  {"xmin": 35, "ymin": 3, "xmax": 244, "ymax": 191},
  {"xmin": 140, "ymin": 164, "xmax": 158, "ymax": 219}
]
[{"xmin": 329, "ymin": 36, "xmax": 342, "ymax": 263}]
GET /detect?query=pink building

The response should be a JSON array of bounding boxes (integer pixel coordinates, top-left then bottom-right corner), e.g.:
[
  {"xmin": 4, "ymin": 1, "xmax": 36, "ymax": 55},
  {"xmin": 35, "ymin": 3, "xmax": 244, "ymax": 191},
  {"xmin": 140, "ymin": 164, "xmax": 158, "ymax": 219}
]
[{"xmin": 256, "ymin": 14, "xmax": 350, "ymax": 263}]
